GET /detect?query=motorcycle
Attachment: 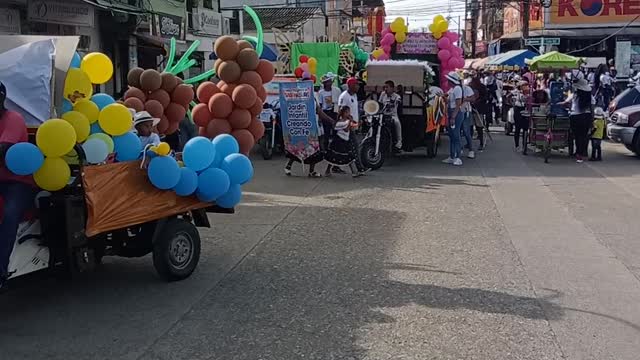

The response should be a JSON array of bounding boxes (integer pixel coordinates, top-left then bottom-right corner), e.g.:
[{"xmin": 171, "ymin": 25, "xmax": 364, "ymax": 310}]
[
  {"xmin": 359, "ymin": 100, "xmax": 396, "ymax": 170},
  {"xmin": 257, "ymin": 100, "xmax": 283, "ymax": 160}
]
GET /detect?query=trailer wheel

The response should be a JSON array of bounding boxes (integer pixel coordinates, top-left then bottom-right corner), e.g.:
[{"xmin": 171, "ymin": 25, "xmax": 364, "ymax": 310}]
[{"xmin": 153, "ymin": 218, "xmax": 201, "ymax": 282}]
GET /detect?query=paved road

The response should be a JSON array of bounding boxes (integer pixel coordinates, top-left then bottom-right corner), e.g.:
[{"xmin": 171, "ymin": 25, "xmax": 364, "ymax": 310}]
[{"xmin": 2, "ymin": 132, "xmax": 640, "ymax": 360}]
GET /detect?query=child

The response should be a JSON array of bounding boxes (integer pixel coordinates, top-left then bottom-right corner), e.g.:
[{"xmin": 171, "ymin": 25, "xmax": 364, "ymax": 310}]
[
  {"xmin": 590, "ymin": 107, "xmax": 606, "ymax": 161},
  {"xmin": 324, "ymin": 105, "xmax": 363, "ymax": 178},
  {"xmin": 133, "ymin": 111, "xmax": 161, "ymax": 148}
]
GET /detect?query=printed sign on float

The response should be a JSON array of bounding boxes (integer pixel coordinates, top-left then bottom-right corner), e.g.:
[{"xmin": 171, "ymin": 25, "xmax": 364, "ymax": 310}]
[
  {"xmin": 279, "ymin": 81, "xmax": 320, "ymax": 161},
  {"xmin": 396, "ymin": 33, "xmax": 438, "ymax": 55}
]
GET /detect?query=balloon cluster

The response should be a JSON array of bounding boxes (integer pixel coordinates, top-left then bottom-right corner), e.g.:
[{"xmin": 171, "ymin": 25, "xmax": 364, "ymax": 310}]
[
  {"xmin": 146, "ymin": 134, "xmax": 253, "ymax": 208},
  {"xmin": 429, "ymin": 15, "xmax": 450, "ymax": 40},
  {"xmin": 124, "ymin": 68, "xmax": 193, "ymax": 135},
  {"xmin": 293, "ymin": 55, "xmax": 318, "ymax": 82},
  {"xmin": 62, "ymin": 51, "xmax": 113, "ymax": 105},
  {"xmin": 372, "ymin": 17, "xmax": 409, "ymax": 61},
  {"xmin": 191, "ymin": 35, "xmax": 274, "ymax": 155}
]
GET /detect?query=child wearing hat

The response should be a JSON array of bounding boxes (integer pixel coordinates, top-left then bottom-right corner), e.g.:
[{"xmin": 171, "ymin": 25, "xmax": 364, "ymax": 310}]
[
  {"xmin": 590, "ymin": 107, "xmax": 606, "ymax": 161},
  {"xmin": 133, "ymin": 111, "xmax": 161, "ymax": 148}
]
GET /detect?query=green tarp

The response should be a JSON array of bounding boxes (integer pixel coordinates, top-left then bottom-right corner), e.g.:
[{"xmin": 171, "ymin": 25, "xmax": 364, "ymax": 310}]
[
  {"xmin": 526, "ymin": 51, "xmax": 582, "ymax": 71},
  {"xmin": 291, "ymin": 42, "xmax": 341, "ymax": 84}
]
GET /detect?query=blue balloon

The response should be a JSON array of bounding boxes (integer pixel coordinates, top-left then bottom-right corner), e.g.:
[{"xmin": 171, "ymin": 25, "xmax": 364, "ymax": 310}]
[
  {"xmin": 212, "ymin": 134, "xmax": 239, "ymax": 159},
  {"xmin": 70, "ymin": 52, "xmax": 81, "ymax": 68},
  {"xmin": 148, "ymin": 156, "xmax": 181, "ymax": 190},
  {"xmin": 5, "ymin": 142, "xmax": 44, "ymax": 175},
  {"xmin": 91, "ymin": 93, "xmax": 115, "ymax": 110},
  {"xmin": 82, "ymin": 138, "xmax": 109, "ymax": 164},
  {"xmin": 183, "ymin": 136, "xmax": 215, "ymax": 171},
  {"xmin": 221, "ymin": 153, "xmax": 254, "ymax": 185},
  {"xmin": 173, "ymin": 167, "xmax": 198, "ymax": 196},
  {"xmin": 90, "ymin": 122, "xmax": 104, "ymax": 134},
  {"xmin": 216, "ymin": 184, "xmax": 242, "ymax": 208},
  {"xmin": 113, "ymin": 132, "xmax": 142, "ymax": 161},
  {"xmin": 197, "ymin": 167, "xmax": 230, "ymax": 201},
  {"xmin": 62, "ymin": 99, "xmax": 73, "ymax": 113}
]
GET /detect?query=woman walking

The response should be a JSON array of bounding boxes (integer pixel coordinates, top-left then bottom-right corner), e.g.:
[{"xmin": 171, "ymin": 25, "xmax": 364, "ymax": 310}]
[
  {"xmin": 564, "ymin": 79, "xmax": 593, "ymax": 163},
  {"xmin": 443, "ymin": 72, "xmax": 464, "ymax": 166}
]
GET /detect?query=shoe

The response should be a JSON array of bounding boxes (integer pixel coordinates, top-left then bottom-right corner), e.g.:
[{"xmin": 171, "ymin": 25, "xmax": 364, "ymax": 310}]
[
  {"xmin": 352, "ymin": 172, "xmax": 365, "ymax": 178},
  {"xmin": 442, "ymin": 157, "xmax": 454, "ymax": 164},
  {"xmin": 467, "ymin": 151, "xmax": 475, "ymax": 159},
  {"xmin": 576, "ymin": 158, "xmax": 584, "ymax": 163},
  {"xmin": 284, "ymin": 167, "xmax": 292, "ymax": 176},
  {"xmin": 332, "ymin": 166, "xmax": 346, "ymax": 174},
  {"xmin": 589, "ymin": 157, "xmax": 597, "ymax": 161},
  {"xmin": 453, "ymin": 158, "xmax": 463, "ymax": 166},
  {"xmin": 514, "ymin": 146, "xmax": 520, "ymax": 152},
  {"xmin": 308, "ymin": 171, "xmax": 322, "ymax": 178},
  {"xmin": 393, "ymin": 147, "xmax": 403, "ymax": 154}
]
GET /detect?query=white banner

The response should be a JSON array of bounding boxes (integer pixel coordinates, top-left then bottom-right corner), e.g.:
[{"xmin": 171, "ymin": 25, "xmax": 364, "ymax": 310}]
[
  {"xmin": 28, "ymin": 0, "xmax": 95, "ymax": 27},
  {"xmin": 0, "ymin": 7, "xmax": 21, "ymax": 35},
  {"xmin": 193, "ymin": 8, "xmax": 222, "ymax": 36}
]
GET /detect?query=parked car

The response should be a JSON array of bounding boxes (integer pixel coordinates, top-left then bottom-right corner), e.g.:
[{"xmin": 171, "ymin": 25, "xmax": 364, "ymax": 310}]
[
  {"xmin": 607, "ymin": 104, "xmax": 640, "ymax": 155},
  {"xmin": 609, "ymin": 85, "xmax": 640, "ymax": 114}
]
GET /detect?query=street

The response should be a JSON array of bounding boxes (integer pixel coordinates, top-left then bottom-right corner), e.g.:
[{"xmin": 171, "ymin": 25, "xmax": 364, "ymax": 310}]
[{"xmin": 2, "ymin": 133, "xmax": 640, "ymax": 360}]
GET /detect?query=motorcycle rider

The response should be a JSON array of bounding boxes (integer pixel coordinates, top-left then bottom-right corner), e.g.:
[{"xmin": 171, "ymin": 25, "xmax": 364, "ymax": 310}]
[
  {"xmin": 378, "ymin": 80, "xmax": 403, "ymax": 153},
  {"xmin": 0, "ymin": 82, "xmax": 37, "ymax": 291}
]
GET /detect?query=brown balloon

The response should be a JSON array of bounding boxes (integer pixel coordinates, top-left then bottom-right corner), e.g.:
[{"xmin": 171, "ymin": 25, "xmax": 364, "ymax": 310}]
[
  {"xmin": 256, "ymin": 85, "xmax": 267, "ymax": 102},
  {"xmin": 192, "ymin": 103, "xmax": 212, "ymax": 127},
  {"xmin": 196, "ymin": 81, "xmax": 220, "ymax": 104},
  {"xmin": 214, "ymin": 59, "xmax": 223, "ymax": 75},
  {"xmin": 148, "ymin": 89, "xmax": 171, "ymax": 109},
  {"xmin": 127, "ymin": 67, "xmax": 144, "ymax": 88},
  {"xmin": 231, "ymin": 129, "xmax": 255, "ymax": 155},
  {"xmin": 214, "ymin": 35, "xmax": 240, "ymax": 61},
  {"xmin": 176, "ymin": 77, "xmax": 184, "ymax": 85},
  {"xmin": 239, "ymin": 71, "xmax": 263, "ymax": 90},
  {"xmin": 171, "ymin": 84, "xmax": 194, "ymax": 106},
  {"xmin": 145, "ymin": 100, "xmax": 164, "ymax": 118},
  {"xmin": 140, "ymin": 69, "xmax": 162, "ymax": 92},
  {"xmin": 222, "ymin": 83, "xmax": 236, "ymax": 97},
  {"xmin": 249, "ymin": 98, "xmax": 264, "ymax": 117},
  {"xmin": 124, "ymin": 87, "xmax": 147, "ymax": 102},
  {"xmin": 198, "ymin": 126, "xmax": 207, "ymax": 137},
  {"xmin": 208, "ymin": 93, "xmax": 233, "ymax": 118},
  {"xmin": 166, "ymin": 120, "xmax": 180, "ymax": 135},
  {"xmin": 161, "ymin": 72, "xmax": 179, "ymax": 93},
  {"xmin": 207, "ymin": 118, "xmax": 232, "ymax": 139},
  {"xmin": 247, "ymin": 118, "xmax": 266, "ymax": 140},
  {"xmin": 236, "ymin": 48, "xmax": 259, "ymax": 71},
  {"xmin": 157, "ymin": 115, "xmax": 169, "ymax": 134},
  {"xmin": 124, "ymin": 97, "xmax": 144, "ymax": 112},
  {"xmin": 232, "ymin": 85, "xmax": 257, "ymax": 109},
  {"xmin": 256, "ymin": 59, "xmax": 275, "ymax": 83},
  {"xmin": 165, "ymin": 102, "xmax": 187, "ymax": 123},
  {"xmin": 237, "ymin": 40, "xmax": 253, "ymax": 51},
  {"xmin": 218, "ymin": 61, "xmax": 242, "ymax": 84},
  {"xmin": 228, "ymin": 108, "xmax": 252, "ymax": 129}
]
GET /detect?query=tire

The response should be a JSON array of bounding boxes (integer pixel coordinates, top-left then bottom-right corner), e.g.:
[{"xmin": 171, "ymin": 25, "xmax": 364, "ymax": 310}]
[
  {"xmin": 360, "ymin": 137, "xmax": 386, "ymax": 170},
  {"xmin": 624, "ymin": 143, "xmax": 635, "ymax": 153},
  {"xmin": 633, "ymin": 130, "xmax": 640, "ymax": 156},
  {"xmin": 153, "ymin": 218, "xmax": 201, "ymax": 282},
  {"xmin": 259, "ymin": 134, "xmax": 273, "ymax": 160}
]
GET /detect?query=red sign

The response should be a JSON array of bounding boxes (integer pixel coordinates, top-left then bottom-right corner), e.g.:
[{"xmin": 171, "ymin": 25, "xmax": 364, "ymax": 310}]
[{"xmin": 551, "ymin": 0, "xmax": 640, "ymax": 26}]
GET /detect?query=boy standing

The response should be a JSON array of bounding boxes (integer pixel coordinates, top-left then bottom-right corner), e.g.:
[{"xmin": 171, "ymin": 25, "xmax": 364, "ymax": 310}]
[{"xmin": 590, "ymin": 107, "xmax": 606, "ymax": 161}]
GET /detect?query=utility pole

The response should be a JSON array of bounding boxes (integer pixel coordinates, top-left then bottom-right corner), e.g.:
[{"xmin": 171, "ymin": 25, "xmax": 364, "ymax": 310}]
[
  {"xmin": 470, "ymin": 0, "xmax": 479, "ymax": 56},
  {"xmin": 522, "ymin": 0, "xmax": 530, "ymax": 49}
]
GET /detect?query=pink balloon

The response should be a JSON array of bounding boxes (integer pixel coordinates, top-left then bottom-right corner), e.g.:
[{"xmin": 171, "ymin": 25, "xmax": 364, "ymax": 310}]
[
  {"xmin": 302, "ymin": 71, "xmax": 311, "ymax": 79},
  {"xmin": 437, "ymin": 49, "xmax": 451, "ymax": 62},
  {"xmin": 300, "ymin": 63, "xmax": 309, "ymax": 72},
  {"xmin": 448, "ymin": 57, "xmax": 458, "ymax": 69},
  {"xmin": 381, "ymin": 27, "xmax": 391, "ymax": 36},
  {"xmin": 381, "ymin": 33, "xmax": 396, "ymax": 45},
  {"xmin": 437, "ymin": 37, "xmax": 451, "ymax": 50},
  {"xmin": 378, "ymin": 53, "xmax": 390, "ymax": 60},
  {"xmin": 382, "ymin": 44, "xmax": 392, "ymax": 53},
  {"xmin": 446, "ymin": 32, "xmax": 460, "ymax": 42},
  {"xmin": 456, "ymin": 57, "xmax": 466, "ymax": 69},
  {"xmin": 452, "ymin": 46, "xmax": 463, "ymax": 56}
]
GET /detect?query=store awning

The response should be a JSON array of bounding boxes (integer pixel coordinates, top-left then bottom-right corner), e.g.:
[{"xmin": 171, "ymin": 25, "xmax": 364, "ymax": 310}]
[
  {"xmin": 486, "ymin": 50, "xmax": 537, "ymax": 67},
  {"xmin": 242, "ymin": 7, "xmax": 320, "ymax": 31},
  {"xmin": 208, "ymin": 42, "xmax": 279, "ymax": 62},
  {"xmin": 526, "ymin": 51, "xmax": 582, "ymax": 71}
]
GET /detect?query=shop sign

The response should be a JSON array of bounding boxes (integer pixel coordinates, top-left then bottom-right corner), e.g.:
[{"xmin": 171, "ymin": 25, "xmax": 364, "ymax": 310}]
[
  {"xmin": 153, "ymin": 13, "xmax": 184, "ymax": 40},
  {"xmin": 193, "ymin": 8, "xmax": 222, "ymax": 36},
  {"xmin": 27, "ymin": 0, "xmax": 94, "ymax": 27},
  {"xmin": 503, "ymin": 2, "xmax": 544, "ymax": 34},
  {"xmin": 0, "ymin": 7, "xmax": 20, "ymax": 34},
  {"xmin": 549, "ymin": 0, "xmax": 640, "ymax": 27},
  {"xmin": 396, "ymin": 33, "xmax": 438, "ymax": 55}
]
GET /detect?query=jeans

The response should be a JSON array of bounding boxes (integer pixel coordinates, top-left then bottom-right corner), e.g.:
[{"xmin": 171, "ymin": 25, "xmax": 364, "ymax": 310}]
[
  {"xmin": 0, "ymin": 181, "xmax": 37, "ymax": 279},
  {"xmin": 448, "ymin": 109, "xmax": 464, "ymax": 159},
  {"xmin": 391, "ymin": 115, "xmax": 402, "ymax": 149},
  {"xmin": 462, "ymin": 111, "xmax": 473, "ymax": 151},
  {"xmin": 591, "ymin": 139, "xmax": 602, "ymax": 160}
]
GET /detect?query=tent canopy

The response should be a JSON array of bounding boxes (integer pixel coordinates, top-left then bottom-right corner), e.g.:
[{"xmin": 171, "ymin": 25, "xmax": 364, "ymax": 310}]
[
  {"xmin": 486, "ymin": 50, "xmax": 537, "ymax": 67},
  {"xmin": 526, "ymin": 51, "xmax": 582, "ymax": 71}
]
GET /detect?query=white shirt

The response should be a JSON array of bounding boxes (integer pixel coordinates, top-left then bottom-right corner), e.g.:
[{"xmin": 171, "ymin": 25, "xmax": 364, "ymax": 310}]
[
  {"xmin": 338, "ymin": 91, "xmax": 359, "ymax": 122},
  {"xmin": 334, "ymin": 118, "xmax": 351, "ymax": 141},
  {"xmin": 379, "ymin": 92, "xmax": 402, "ymax": 118},
  {"xmin": 317, "ymin": 87, "xmax": 342, "ymax": 112},
  {"xmin": 462, "ymin": 85, "xmax": 475, "ymax": 112},
  {"xmin": 140, "ymin": 133, "xmax": 161, "ymax": 148},
  {"xmin": 600, "ymin": 73, "xmax": 613, "ymax": 86},
  {"xmin": 447, "ymin": 85, "xmax": 463, "ymax": 109}
]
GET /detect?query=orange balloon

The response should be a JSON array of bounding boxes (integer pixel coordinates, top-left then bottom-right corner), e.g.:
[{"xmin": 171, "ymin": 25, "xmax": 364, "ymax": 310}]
[
  {"xmin": 161, "ymin": 72, "xmax": 179, "ymax": 93},
  {"xmin": 197, "ymin": 81, "xmax": 220, "ymax": 104},
  {"xmin": 256, "ymin": 86, "xmax": 267, "ymax": 102},
  {"xmin": 249, "ymin": 98, "xmax": 264, "ymax": 117},
  {"xmin": 239, "ymin": 71, "xmax": 263, "ymax": 89},
  {"xmin": 165, "ymin": 102, "xmax": 187, "ymax": 123},
  {"xmin": 232, "ymin": 84, "xmax": 257, "ymax": 109},
  {"xmin": 222, "ymin": 83, "xmax": 236, "ymax": 97},
  {"xmin": 207, "ymin": 118, "xmax": 232, "ymax": 138},
  {"xmin": 140, "ymin": 69, "xmax": 162, "ymax": 91},
  {"xmin": 218, "ymin": 61, "xmax": 242, "ymax": 83},
  {"xmin": 236, "ymin": 49, "xmax": 259, "ymax": 71},
  {"xmin": 192, "ymin": 103, "xmax": 212, "ymax": 127},
  {"xmin": 172, "ymin": 84, "xmax": 194, "ymax": 106},
  {"xmin": 228, "ymin": 108, "xmax": 252, "ymax": 129},
  {"xmin": 232, "ymin": 129, "xmax": 255, "ymax": 155},
  {"xmin": 198, "ymin": 126, "xmax": 207, "ymax": 137},
  {"xmin": 237, "ymin": 40, "xmax": 253, "ymax": 51},
  {"xmin": 247, "ymin": 118, "xmax": 265, "ymax": 140},
  {"xmin": 214, "ymin": 35, "xmax": 240, "ymax": 61},
  {"xmin": 208, "ymin": 93, "xmax": 233, "ymax": 118},
  {"xmin": 256, "ymin": 60, "xmax": 275, "ymax": 83}
]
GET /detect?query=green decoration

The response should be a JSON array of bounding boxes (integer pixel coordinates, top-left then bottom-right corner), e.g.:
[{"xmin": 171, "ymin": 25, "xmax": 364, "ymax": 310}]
[
  {"xmin": 243, "ymin": 5, "xmax": 264, "ymax": 57},
  {"xmin": 168, "ymin": 40, "xmax": 201, "ymax": 74},
  {"xmin": 291, "ymin": 42, "xmax": 341, "ymax": 84},
  {"xmin": 184, "ymin": 69, "xmax": 216, "ymax": 84},
  {"xmin": 173, "ymin": 59, "xmax": 197, "ymax": 74},
  {"xmin": 164, "ymin": 37, "xmax": 177, "ymax": 72}
]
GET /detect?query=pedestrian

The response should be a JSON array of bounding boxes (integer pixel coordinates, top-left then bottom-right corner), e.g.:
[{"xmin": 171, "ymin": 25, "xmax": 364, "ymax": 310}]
[
  {"xmin": 324, "ymin": 105, "xmax": 364, "ymax": 177},
  {"xmin": 316, "ymin": 73, "xmax": 341, "ymax": 139},
  {"xmin": 470, "ymin": 75, "xmax": 490, "ymax": 129},
  {"xmin": 590, "ymin": 107, "xmax": 606, "ymax": 161},
  {"xmin": 461, "ymin": 77, "xmax": 476, "ymax": 158},
  {"xmin": 512, "ymin": 81, "xmax": 529, "ymax": 155},
  {"xmin": 338, "ymin": 77, "xmax": 365, "ymax": 172},
  {"xmin": 562, "ymin": 79, "xmax": 593, "ymax": 163},
  {"xmin": 442, "ymin": 72, "xmax": 464, "ymax": 166}
]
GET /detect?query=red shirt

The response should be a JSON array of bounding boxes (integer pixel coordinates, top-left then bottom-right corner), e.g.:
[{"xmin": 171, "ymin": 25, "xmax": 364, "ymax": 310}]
[{"xmin": 0, "ymin": 110, "xmax": 35, "ymax": 186}]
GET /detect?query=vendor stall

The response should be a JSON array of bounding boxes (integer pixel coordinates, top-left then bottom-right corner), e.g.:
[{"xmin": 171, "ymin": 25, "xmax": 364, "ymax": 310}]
[{"xmin": 486, "ymin": 50, "xmax": 537, "ymax": 70}]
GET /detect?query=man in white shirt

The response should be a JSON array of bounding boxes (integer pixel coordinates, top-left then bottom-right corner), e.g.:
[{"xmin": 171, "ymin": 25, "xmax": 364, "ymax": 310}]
[
  {"xmin": 461, "ymin": 78, "xmax": 476, "ymax": 158},
  {"xmin": 317, "ymin": 72, "xmax": 342, "ymax": 115},
  {"xmin": 444, "ymin": 71, "xmax": 464, "ymax": 165},
  {"xmin": 379, "ymin": 80, "xmax": 403, "ymax": 152},
  {"xmin": 338, "ymin": 77, "xmax": 365, "ymax": 171}
]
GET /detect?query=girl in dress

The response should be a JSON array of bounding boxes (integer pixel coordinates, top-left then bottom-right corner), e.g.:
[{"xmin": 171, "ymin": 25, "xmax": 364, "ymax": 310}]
[{"xmin": 324, "ymin": 106, "xmax": 363, "ymax": 177}]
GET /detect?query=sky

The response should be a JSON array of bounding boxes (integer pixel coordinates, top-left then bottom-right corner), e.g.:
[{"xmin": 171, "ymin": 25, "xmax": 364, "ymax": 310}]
[{"xmin": 384, "ymin": 0, "xmax": 466, "ymax": 33}]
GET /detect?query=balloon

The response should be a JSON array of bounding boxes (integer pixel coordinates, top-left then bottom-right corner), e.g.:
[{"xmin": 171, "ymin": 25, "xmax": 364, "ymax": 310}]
[
  {"xmin": 63, "ymin": 148, "xmax": 80, "ymax": 165},
  {"xmin": 90, "ymin": 122, "xmax": 104, "ymax": 135},
  {"xmin": 307, "ymin": 57, "xmax": 317, "ymax": 73},
  {"xmin": 192, "ymin": 103, "xmax": 212, "ymax": 127},
  {"xmin": 239, "ymin": 71, "xmax": 263, "ymax": 89},
  {"xmin": 208, "ymin": 93, "xmax": 234, "ymax": 118},
  {"xmin": 378, "ymin": 53, "xmax": 390, "ymax": 61},
  {"xmin": 221, "ymin": 153, "xmax": 253, "ymax": 185},
  {"xmin": 155, "ymin": 142, "xmax": 171, "ymax": 156},
  {"xmin": 183, "ymin": 136, "xmax": 216, "ymax": 171},
  {"xmin": 98, "ymin": 103, "xmax": 133, "ymax": 136},
  {"xmin": 127, "ymin": 67, "xmax": 144, "ymax": 88},
  {"xmin": 433, "ymin": 31, "xmax": 443, "ymax": 40},
  {"xmin": 434, "ymin": 15, "xmax": 446, "ymax": 23},
  {"xmin": 64, "ymin": 68, "xmax": 93, "ymax": 103},
  {"xmin": 214, "ymin": 35, "xmax": 240, "ymax": 61},
  {"xmin": 299, "ymin": 55, "xmax": 309, "ymax": 63},
  {"xmin": 82, "ymin": 138, "xmax": 109, "ymax": 164},
  {"xmin": 381, "ymin": 33, "xmax": 395, "ymax": 46},
  {"xmin": 372, "ymin": 48, "xmax": 384, "ymax": 59},
  {"xmin": 294, "ymin": 67, "xmax": 304, "ymax": 78},
  {"xmin": 34, "ymin": 157, "xmax": 71, "ymax": 191},
  {"xmin": 113, "ymin": 132, "xmax": 142, "ymax": 161},
  {"xmin": 437, "ymin": 37, "xmax": 451, "ymax": 49},
  {"xmin": 212, "ymin": 134, "xmax": 239, "ymax": 164},
  {"xmin": 81, "ymin": 52, "xmax": 113, "ymax": 84},
  {"xmin": 70, "ymin": 52, "xmax": 81, "ymax": 68},
  {"xmin": 381, "ymin": 27, "xmax": 391, "ymax": 36},
  {"xmin": 161, "ymin": 72, "xmax": 179, "ymax": 93},
  {"xmin": 215, "ymin": 184, "xmax": 242, "ymax": 208},
  {"xmin": 437, "ymin": 49, "xmax": 451, "ymax": 62},
  {"xmin": 232, "ymin": 85, "xmax": 257, "ymax": 110},
  {"xmin": 148, "ymin": 156, "xmax": 181, "ymax": 190},
  {"xmin": 436, "ymin": 19, "xmax": 449, "ymax": 33},
  {"xmin": 73, "ymin": 99, "xmax": 100, "ymax": 124},
  {"xmin": 228, "ymin": 109, "xmax": 252, "ymax": 129},
  {"xmin": 197, "ymin": 82, "xmax": 220, "ymax": 104},
  {"xmin": 173, "ymin": 167, "xmax": 199, "ymax": 196},
  {"xmin": 247, "ymin": 118, "xmax": 265, "ymax": 140},
  {"xmin": 197, "ymin": 167, "xmax": 230, "ymax": 202},
  {"xmin": 172, "ymin": 84, "xmax": 195, "ymax": 106},
  {"xmin": 390, "ymin": 18, "xmax": 405, "ymax": 33},
  {"xmin": 237, "ymin": 48, "xmax": 260, "ymax": 71},
  {"xmin": 91, "ymin": 93, "xmax": 115, "ymax": 110},
  {"xmin": 300, "ymin": 63, "xmax": 309, "ymax": 72},
  {"xmin": 36, "ymin": 119, "xmax": 77, "ymax": 157},
  {"xmin": 256, "ymin": 59, "xmax": 275, "ymax": 83},
  {"xmin": 62, "ymin": 111, "xmax": 90, "ymax": 143},
  {"xmin": 5, "ymin": 142, "xmax": 44, "ymax": 175},
  {"xmin": 445, "ymin": 31, "xmax": 460, "ymax": 42},
  {"xmin": 382, "ymin": 44, "xmax": 392, "ymax": 53},
  {"xmin": 395, "ymin": 32, "xmax": 407, "ymax": 44},
  {"xmin": 124, "ymin": 97, "xmax": 145, "ymax": 112},
  {"xmin": 140, "ymin": 69, "xmax": 162, "ymax": 91},
  {"xmin": 165, "ymin": 102, "xmax": 187, "ymax": 123},
  {"xmin": 148, "ymin": 89, "xmax": 171, "ymax": 109},
  {"xmin": 448, "ymin": 57, "xmax": 459, "ymax": 69},
  {"xmin": 302, "ymin": 71, "xmax": 311, "ymax": 79},
  {"xmin": 218, "ymin": 61, "xmax": 242, "ymax": 83},
  {"xmin": 62, "ymin": 99, "xmax": 73, "ymax": 113},
  {"xmin": 87, "ymin": 133, "xmax": 114, "ymax": 153}
]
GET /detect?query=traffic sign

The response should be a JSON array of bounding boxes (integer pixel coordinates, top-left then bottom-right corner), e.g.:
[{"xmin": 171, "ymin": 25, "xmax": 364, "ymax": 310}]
[{"xmin": 525, "ymin": 38, "xmax": 560, "ymax": 46}]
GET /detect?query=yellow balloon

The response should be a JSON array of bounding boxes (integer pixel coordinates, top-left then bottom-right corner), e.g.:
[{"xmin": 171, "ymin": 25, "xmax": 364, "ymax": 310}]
[
  {"xmin": 62, "ymin": 111, "xmax": 90, "ymax": 142},
  {"xmin": 433, "ymin": 31, "xmax": 443, "ymax": 39},
  {"xmin": 436, "ymin": 19, "xmax": 449, "ymax": 33},
  {"xmin": 73, "ymin": 99, "xmax": 99, "ymax": 124},
  {"xmin": 36, "ymin": 119, "xmax": 77, "ymax": 157},
  {"xmin": 34, "ymin": 157, "xmax": 71, "ymax": 191},
  {"xmin": 434, "ymin": 15, "xmax": 446, "ymax": 23},
  {"xmin": 395, "ymin": 32, "xmax": 407, "ymax": 44},
  {"xmin": 64, "ymin": 68, "xmax": 93, "ymax": 103},
  {"xmin": 98, "ymin": 103, "xmax": 133, "ymax": 136},
  {"xmin": 63, "ymin": 148, "xmax": 80, "ymax": 165},
  {"xmin": 307, "ymin": 57, "xmax": 318, "ymax": 74},
  {"xmin": 155, "ymin": 142, "xmax": 170, "ymax": 156},
  {"xmin": 80, "ymin": 52, "xmax": 114, "ymax": 85},
  {"xmin": 372, "ymin": 48, "xmax": 383, "ymax": 59}
]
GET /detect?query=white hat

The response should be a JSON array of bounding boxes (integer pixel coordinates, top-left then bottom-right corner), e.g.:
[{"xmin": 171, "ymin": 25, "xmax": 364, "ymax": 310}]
[
  {"xmin": 133, "ymin": 111, "xmax": 161, "ymax": 127},
  {"xmin": 445, "ymin": 71, "xmax": 461, "ymax": 85},
  {"xmin": 594, "ymin": 107, "xmax": 605, "ymax": 117},
  {"xmin": 573, "ymin": 78, "xmax": 591, "ymax": 92}
]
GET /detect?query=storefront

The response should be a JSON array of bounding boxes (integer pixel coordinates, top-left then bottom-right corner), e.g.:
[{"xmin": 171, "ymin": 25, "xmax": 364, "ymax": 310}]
[{"xmin": 187, "ymin": 6, "xmax": 223, "ymax": 79}]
